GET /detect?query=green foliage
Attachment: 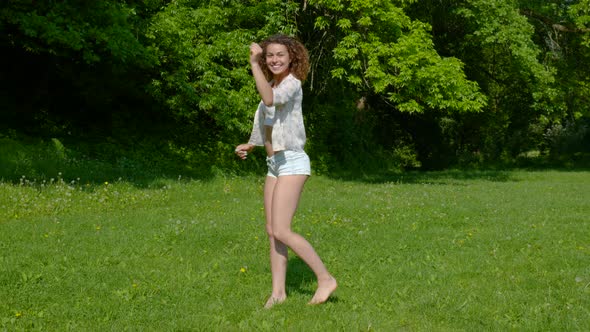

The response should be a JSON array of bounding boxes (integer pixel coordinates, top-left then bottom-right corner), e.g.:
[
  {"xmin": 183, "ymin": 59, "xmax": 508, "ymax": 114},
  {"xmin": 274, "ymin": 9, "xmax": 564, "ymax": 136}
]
[
  {"xmin": 0, "ymin": 137, "xmax": 70, "ymax": 180},
  {"xmin": 1, "ymin": 0, "xmax": 589, "ymax": 173},
  {"xmin": 0, "ymin": 0, "xmax": 155, "ymax": 66},
  {"xmin": 147, "ymin": 5, "xmax": 251, "ymax": 132},
  {"xmin": 459, "ymin": 0, "xmax": 555, "ymax": 99},
  {"xmin": 308, "ymin": 0, "xmax": 487, "ymax": 114},
  {"xmin": 398, "ymin": 0, "xmax": 588, "ymax": 164},
  {"xmin": 513, "ymin": 0, "xmax": 590, "ymax": 159},
  {"xmin": 145, "ymin": 0, "xmax": 300, "ymax": 136},
  {"xmin": 457, "ymin": 0, "xmax": 558, "ymax": 157},
  {"xmin": 570, "ymin": 0, "xmax": 590, "ymax": 46},
  {"xmin": 0, "ymin": 134, "xmax": 223, "ymax": 183},
  {"xmin": 543, "ymin": 119, "xmax": 590, "ymax": 158}
]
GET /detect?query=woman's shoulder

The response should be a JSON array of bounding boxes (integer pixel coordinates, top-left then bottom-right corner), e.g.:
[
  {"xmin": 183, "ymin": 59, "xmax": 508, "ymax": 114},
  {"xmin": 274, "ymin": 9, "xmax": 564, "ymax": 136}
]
[
  {"xmin": 286, "ymin": 73, "xmax": 301, "ymax": 84},
  {"xmin": 279, "ymin": 73, "xmax": 301, "ymax": 89}
]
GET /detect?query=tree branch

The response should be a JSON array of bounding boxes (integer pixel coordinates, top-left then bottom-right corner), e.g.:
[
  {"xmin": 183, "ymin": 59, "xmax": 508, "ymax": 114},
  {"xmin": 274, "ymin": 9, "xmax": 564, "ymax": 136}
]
[{"xmin": 520, "ymin": 9, "xmax": 590, "ymax": 33}]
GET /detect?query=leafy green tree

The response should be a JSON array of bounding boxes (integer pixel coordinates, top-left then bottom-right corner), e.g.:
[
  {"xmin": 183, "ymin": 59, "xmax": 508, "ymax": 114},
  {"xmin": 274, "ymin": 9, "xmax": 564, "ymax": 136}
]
[
  {"xmin": 402, "ymin": 0, "xmax": 570, "ymax": 161},
  {"xmin": 303, "ymin": 0, "xmax": 486, "ymax": 114},
  {"xmin": 0, "ymin": 0, "xmax": 153, "ymax": 64},
  {"xmin": 145, "ymin": 0, "xmax": 302, "ymax": 165},
  {"xmin": 295, "ymin": 0, "xmax": 487, "ymax": 169},
  {"xmin": 458, "ymin": 0, "xmax": 558, "ymax": 158},
  {"xmin": 0, "ymin": 0, "xmax": 157, "ymax": 136},
  {"xmin": 519, "ymin": 0, "xmax": 590, "ymax": 156},
  {"xmin": 2, "ymin": 0, "xmax": 588, "ymax": 173}
]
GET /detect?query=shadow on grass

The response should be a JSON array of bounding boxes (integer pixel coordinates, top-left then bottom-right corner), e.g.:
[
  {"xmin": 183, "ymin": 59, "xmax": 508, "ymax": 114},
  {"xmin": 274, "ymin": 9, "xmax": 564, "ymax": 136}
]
[
  {"xmin": 0, "ymin": 136, "xmax": 269, "ymax": 188},
  {"xmin": 2, "ymin": 136, "xmax": 588, "ymax": 188},
  {"xmin": 286, "ymin": 257, "xmax": 315, "ymax": 297},
  {"xmin": 322, "ymin": 156, "xmax": 590, "ymax": 184},
  {"xmin": 285, "ymin": 257, "xmax": 341, "ymax": 304},
  {"xmin": 323, "ymin": 169, "xmax": 517, "ymax": 184}
]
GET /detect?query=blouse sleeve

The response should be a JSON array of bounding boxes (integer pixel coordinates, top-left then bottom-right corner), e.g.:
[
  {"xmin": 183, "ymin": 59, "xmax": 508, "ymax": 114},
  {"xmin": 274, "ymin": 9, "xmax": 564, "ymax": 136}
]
[
  {"xmin": 248, "ymin": 105, "xmax": 264, "ymax": 146},
  {"xmin": 263, "ymin": 104, "xmax": 276, "ymax": 126},
  {"xmin": 272, "ymin": 75, "xmax": 301, "ymax": 106}
]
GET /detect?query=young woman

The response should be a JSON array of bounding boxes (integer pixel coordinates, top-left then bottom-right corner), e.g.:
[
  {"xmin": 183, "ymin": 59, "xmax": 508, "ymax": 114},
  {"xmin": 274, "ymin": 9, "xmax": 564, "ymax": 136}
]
[{"xmin": 235, "ymin": 34, "xmax": 337, "ymax": 308}]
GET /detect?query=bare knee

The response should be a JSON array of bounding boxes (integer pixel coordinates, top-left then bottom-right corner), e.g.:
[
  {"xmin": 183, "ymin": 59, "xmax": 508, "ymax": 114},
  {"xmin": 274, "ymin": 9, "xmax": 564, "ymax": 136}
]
[
  {"xmin": 265, "ymin": 224, "xmax": 274, "ymax": 238},
  {"xmin": 272, "ymin": 228, "xmax": 291, "ymax": 243}
]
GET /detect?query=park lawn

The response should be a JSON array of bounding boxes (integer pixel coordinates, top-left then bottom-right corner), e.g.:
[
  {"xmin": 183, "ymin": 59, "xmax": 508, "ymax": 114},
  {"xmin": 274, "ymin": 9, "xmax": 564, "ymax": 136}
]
[{"xmin": 0, "ymin": 170, "xmax": 589, "ymax": 331}]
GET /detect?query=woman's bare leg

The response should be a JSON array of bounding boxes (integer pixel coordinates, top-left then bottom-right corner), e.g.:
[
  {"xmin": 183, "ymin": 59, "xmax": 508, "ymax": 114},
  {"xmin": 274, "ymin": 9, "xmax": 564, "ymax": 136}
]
[
  {"xmin": 271, "ymin": 175, "xmax": 337, "ymax": 305},
  {"xmin": 264, "ymin": 176, "xmax": 288, "ymax": 308}
]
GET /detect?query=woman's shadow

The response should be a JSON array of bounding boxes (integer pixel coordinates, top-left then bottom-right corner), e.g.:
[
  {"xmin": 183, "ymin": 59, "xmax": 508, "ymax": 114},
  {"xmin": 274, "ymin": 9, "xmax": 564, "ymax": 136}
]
[{"xmin": 286, "ymin": 257, "xmax": 339, "ymax": 303}]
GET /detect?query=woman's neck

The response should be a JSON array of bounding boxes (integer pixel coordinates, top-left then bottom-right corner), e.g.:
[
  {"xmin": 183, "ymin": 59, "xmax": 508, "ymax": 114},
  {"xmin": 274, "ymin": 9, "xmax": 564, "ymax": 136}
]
[{"xmin": 272, "ymin": 72, "xmax": 290, "ymax": 86}]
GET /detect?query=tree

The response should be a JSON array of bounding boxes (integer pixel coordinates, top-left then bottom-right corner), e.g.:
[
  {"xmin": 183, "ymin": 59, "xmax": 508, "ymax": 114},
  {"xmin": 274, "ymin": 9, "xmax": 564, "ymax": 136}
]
[
  {"xmin": 145, "ymin": 0, "xmax": 302, "ymax": 157},
  {"xmin": 402, "ymin": 0, "xmax": 572, "ymax": 161},
  {"xmin": 302, "ymin": 0, "xmax": 486, "ymax": 114},
  {"xmin": 518, "ymin": 0, "xmax": 590, "ymax": 156},
  {"xmin": 2, "ymin": 0, "xmax": 587, "ymax": 172},
  {"xmin": 294, "ymin": 0, "xmax": 487, "ymax": 169},
  {"xmin": 0, "ymin": 0, "xmax": 157, "ymax": 135}
]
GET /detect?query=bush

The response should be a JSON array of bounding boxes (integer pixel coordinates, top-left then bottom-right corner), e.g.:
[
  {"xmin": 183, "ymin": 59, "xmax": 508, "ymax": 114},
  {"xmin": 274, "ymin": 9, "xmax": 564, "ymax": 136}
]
[{"xmin": 544, "ymin": 118, "xmax": 590, "ymax": 157}]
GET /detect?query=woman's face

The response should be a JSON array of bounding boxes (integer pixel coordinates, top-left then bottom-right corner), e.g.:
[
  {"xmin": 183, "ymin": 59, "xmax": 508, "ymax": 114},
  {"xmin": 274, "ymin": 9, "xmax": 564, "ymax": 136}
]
[{"xmin": 265, "ymin": 43, "xmax": 291, "ymax": 78}]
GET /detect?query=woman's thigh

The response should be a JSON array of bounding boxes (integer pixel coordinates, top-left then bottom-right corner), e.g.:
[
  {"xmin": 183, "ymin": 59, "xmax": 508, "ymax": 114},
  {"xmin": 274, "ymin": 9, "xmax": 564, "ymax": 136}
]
[
  {"xmin": 264, "ymin": 176, "xmax": 277, "ymax": 234},
  {"xmin": 271, "ymin": 175, "xmax": 308, "ymax": 231}
]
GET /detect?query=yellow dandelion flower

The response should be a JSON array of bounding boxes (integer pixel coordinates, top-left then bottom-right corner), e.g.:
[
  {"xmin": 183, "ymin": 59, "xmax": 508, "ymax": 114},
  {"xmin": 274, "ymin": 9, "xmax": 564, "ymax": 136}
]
[
  {"xmin": 15, "ymin": 312, "xmax": 22, "ymax": 318},
  {"xmin": 240, "ymin": 267, "xmax": 247, "ymax": 273}
]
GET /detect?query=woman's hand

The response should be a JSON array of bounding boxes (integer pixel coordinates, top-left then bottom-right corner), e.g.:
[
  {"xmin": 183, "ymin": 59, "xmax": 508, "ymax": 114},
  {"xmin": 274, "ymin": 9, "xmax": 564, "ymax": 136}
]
[
  {"xmin": 235, "ymin": 143, "xmax": 254, "ymax": 160},
  {"xmin": 250, "ymin": 43, "xmax": 263, "ymax": 66}
]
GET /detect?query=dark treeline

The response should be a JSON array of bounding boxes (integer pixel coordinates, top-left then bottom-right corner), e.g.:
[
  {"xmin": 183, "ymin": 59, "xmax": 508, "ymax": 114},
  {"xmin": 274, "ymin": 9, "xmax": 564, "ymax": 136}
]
[{"xmin": 1, "ymin": 0, "xmax": 589, "ymax": 177}]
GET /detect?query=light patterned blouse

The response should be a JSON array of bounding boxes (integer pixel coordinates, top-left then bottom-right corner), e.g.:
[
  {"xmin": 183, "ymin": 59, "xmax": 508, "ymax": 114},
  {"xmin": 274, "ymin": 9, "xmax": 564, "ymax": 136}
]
[{"xmin": 248, "ymin": 73, "xmax": 306, "ymax": 152}]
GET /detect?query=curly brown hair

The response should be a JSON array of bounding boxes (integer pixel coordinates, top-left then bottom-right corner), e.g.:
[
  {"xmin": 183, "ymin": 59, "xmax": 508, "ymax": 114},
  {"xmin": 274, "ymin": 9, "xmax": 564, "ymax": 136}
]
[{"xmin": 258, "ymin": 34, "xmax": 310, "ymax": 82}]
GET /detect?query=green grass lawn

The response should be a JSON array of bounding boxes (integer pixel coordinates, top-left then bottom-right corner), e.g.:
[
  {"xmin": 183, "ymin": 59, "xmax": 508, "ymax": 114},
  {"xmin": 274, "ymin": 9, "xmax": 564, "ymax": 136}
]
[{"xmin": 1, "ymin": 170, "xmax": 589, "ymax": 331}]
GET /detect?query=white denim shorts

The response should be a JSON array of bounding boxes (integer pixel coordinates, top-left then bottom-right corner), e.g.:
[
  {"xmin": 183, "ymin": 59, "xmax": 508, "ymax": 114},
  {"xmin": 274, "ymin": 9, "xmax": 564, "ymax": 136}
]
[{"xmin": 266, "ymin": 150, "xmax": 311, "ymax": 178}]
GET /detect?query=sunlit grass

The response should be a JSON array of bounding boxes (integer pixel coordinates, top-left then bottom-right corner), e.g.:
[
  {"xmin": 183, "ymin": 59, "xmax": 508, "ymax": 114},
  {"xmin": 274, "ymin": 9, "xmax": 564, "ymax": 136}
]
[{"xmin": 1, "ymin": 170, "xmax": 589, "ymax": 330}]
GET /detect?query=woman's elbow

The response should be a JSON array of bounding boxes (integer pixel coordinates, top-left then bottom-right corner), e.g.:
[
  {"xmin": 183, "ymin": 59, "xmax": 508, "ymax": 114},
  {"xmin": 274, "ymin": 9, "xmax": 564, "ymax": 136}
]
[{"xmin": 262, "ymin": 98, "xmax": 273, "ymax": 107}]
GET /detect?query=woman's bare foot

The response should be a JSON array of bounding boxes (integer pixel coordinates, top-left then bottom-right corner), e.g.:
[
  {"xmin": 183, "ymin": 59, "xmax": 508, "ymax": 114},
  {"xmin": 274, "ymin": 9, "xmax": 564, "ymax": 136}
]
[
  {"xmin": 264, "ymin": 295, "xmax": 286, "ymax": 309},
  {"xmin": 308, "ymin": 276, "xmax": 337, "ymax": 305}
]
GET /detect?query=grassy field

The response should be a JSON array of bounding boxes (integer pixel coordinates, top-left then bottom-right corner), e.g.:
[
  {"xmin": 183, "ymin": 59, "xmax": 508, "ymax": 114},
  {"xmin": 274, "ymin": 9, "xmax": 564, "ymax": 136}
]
[{"xmin": 1, "ymin": 170, "xmax": 589, "ymax": 331}]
